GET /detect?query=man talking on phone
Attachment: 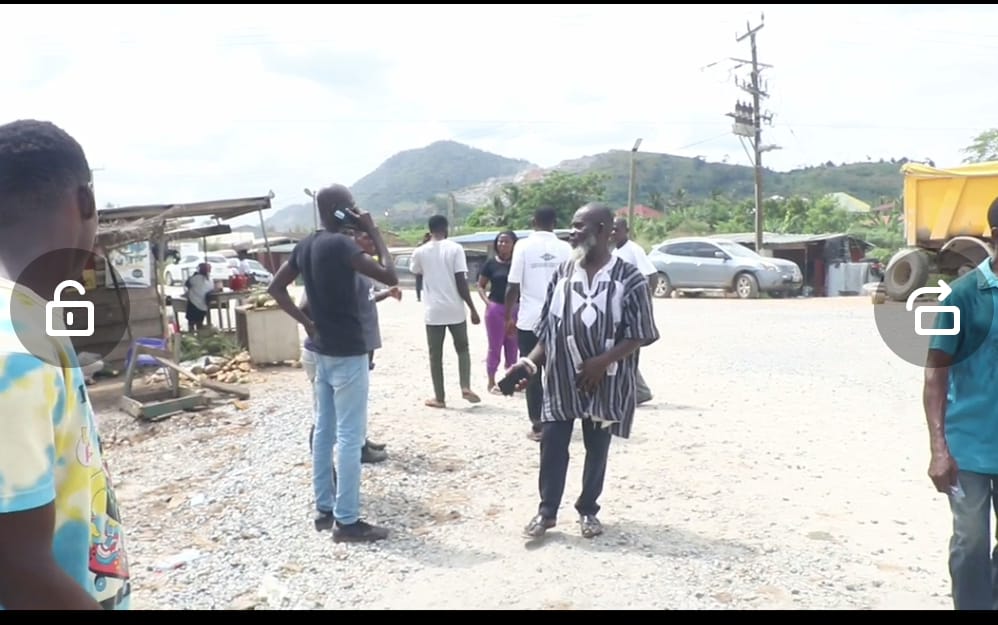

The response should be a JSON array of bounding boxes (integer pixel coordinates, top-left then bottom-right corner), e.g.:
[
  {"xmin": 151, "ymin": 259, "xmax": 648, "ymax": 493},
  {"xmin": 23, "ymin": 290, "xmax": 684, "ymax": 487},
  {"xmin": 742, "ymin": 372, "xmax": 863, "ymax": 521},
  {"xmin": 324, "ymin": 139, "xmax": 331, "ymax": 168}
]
[
  {"xmin": 269, "ymin": 183, "xmax": 398, "ymax": 544},
  {"xmin": 504, "ymin": 202, "xmax": 659, "ymax": 540}
]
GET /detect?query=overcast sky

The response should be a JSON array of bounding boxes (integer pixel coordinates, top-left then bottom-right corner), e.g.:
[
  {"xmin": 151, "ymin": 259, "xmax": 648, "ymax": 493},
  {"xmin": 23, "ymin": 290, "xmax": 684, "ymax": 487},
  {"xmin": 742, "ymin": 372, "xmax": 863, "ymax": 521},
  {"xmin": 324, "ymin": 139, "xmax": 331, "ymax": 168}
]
[{"xmin": 5, "ymin": 3, "xmax": 998, "ymax": 223}]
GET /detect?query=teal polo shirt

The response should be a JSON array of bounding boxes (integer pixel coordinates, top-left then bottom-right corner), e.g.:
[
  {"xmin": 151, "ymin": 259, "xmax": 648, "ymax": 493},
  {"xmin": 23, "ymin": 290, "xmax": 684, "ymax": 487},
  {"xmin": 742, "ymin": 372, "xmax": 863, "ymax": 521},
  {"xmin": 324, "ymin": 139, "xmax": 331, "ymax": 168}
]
[{"xmin": 930, "ymin": 257, "xmax": 998, "ymax": 475}]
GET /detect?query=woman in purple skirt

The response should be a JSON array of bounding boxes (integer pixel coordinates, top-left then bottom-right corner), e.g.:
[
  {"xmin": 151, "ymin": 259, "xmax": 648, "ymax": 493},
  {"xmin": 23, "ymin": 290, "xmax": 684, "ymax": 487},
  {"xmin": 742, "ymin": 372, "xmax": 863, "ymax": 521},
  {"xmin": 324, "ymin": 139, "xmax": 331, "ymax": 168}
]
[{"xmin": 477, "ymin": 230, "xmax": 520, "ymax": 393}]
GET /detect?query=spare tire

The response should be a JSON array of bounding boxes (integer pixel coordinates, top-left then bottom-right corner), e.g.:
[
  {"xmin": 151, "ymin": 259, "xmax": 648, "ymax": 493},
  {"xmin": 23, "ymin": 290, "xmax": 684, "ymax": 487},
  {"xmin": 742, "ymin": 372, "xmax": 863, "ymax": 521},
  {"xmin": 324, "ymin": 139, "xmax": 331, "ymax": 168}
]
[{"xmin": 885, "ymin": 250, "xmax": 930, "ymax": 302}]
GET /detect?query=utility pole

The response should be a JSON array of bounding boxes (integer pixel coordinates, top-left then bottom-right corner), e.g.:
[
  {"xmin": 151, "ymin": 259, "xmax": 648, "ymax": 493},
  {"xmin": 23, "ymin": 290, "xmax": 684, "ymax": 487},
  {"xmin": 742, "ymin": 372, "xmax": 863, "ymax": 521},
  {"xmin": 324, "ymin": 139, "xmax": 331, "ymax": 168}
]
[
  {"xmin": 727, "ymin": 14, "xmax": 779, "ymax": 254},
  {"xmin": 627, "ymin": 138, "xmax": 643, "ymax": 226},
  {"xmin": 304, "ymin": 188, "xmax": 318, "ymax": 232}
]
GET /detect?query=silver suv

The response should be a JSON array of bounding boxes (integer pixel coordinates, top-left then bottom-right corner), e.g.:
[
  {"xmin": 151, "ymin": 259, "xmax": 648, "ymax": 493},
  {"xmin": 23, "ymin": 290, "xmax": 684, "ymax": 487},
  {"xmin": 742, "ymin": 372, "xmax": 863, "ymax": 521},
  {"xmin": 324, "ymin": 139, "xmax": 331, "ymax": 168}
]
[{"xmin": 648, "ymin": 236, "xmax": 803, "ymax": 299}]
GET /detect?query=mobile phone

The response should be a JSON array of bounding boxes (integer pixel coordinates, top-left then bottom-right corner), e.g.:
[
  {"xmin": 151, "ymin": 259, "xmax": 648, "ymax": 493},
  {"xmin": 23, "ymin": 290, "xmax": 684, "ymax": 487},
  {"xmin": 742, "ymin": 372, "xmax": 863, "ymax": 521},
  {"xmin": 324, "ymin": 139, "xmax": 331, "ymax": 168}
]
[
  {"xmin": 497, "ymin": 366, "xmax": 531, "ymax": 396},
  {"xmin": 950, "ymin": 480, "xmax": 965, "ymax": 500}
]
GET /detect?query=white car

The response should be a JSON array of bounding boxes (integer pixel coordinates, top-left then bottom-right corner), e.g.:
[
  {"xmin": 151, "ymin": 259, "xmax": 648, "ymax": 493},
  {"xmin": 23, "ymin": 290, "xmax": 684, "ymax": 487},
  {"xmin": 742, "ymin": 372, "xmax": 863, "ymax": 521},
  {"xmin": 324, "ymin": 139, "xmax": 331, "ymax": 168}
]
[
  {"xmin": 164, "ymin": 254, "xmax": 235, "ymax": 286},
  {"xmin": 228, "ymin": 258, "xmax": 273, "ymax": 285}
]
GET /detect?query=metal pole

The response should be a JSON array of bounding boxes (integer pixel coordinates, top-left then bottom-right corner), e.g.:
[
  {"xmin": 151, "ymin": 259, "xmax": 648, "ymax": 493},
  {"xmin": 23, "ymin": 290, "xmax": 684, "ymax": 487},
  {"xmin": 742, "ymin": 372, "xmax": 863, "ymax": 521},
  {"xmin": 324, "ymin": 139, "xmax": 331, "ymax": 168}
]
[
  {"xmin": 750, "ymin": 32, "xmax": 764, "ymax": 254},
  {"xmin": 627, "ymin": 138, "xmax": 642, "ymax": 225},
  {"xmin": 304, "ymin": 188, "xmax": 318, "ymax": 232}
]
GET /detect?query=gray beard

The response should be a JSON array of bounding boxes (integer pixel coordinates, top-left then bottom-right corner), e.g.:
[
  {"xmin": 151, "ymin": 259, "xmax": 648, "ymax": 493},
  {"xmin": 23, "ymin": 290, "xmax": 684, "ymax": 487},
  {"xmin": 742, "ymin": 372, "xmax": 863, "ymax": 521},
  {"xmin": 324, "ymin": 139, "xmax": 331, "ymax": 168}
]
[{"xmin": 573, "ymin": 235, "xmax": 609, "ymax": 264}]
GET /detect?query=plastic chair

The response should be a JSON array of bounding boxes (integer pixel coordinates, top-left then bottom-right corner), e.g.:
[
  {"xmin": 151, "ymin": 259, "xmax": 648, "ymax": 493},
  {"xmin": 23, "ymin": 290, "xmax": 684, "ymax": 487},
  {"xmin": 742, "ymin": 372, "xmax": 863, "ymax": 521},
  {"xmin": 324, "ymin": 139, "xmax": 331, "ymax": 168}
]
[{"xmin": 124, "ymin": 337, "xmax": 169, "ymax": 370}]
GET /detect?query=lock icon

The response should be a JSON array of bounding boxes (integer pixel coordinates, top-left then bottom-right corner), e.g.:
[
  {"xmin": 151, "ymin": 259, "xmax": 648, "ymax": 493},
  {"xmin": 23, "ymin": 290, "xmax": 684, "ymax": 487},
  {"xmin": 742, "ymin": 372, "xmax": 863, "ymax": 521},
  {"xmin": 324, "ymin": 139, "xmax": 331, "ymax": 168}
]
[{"xmin": 46, "ymin": 280, "xmax": 95, "ymax": 338}]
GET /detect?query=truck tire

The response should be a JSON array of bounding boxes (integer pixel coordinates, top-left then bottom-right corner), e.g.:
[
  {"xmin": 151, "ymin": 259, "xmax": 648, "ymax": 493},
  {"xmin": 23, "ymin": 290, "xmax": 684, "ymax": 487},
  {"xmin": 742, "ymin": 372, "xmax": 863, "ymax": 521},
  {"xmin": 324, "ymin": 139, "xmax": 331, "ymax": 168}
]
[{"xmin": 885, "ymin": 250, "xmax": 930, "ymax": 302}]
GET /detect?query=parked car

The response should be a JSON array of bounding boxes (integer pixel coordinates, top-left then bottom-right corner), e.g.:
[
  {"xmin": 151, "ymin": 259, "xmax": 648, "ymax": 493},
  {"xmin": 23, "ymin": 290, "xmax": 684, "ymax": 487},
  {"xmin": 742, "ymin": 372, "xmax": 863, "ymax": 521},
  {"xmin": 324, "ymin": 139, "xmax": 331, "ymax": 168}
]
[
  {"xmin": 164, "ymin": 254, "xmax": 235, "ymax": 287},
  {"xmin": 228, "ymin": 258, "xmax": 273, "ymax": 285},
  {"xmin": 648, "ymin": 236, "xmax": 803, "ymax": 299},
  {"xmin": 378, "ymin": 246, "xmax": 489, "ymax": 290}
]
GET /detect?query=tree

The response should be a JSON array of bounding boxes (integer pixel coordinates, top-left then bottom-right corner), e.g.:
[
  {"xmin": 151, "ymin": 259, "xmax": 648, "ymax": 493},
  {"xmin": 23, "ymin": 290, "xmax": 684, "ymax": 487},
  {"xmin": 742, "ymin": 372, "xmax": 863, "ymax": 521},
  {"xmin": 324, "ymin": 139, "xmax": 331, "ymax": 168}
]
[
  {"xmin": 962, "ymin": 129, "xmax": 998, "ymax": 164},
  {"xmin": 466, "ymin": 171, "xmax": 607, "ymax": 229}
]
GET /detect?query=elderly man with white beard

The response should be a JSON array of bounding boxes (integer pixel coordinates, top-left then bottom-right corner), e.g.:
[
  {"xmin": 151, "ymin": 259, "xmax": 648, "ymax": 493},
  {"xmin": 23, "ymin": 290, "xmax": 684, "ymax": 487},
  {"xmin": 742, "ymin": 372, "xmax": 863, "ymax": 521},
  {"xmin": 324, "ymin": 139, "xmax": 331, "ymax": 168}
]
[{"xmin": 504, "ymin": 202, "xmax": 661, "ymax": 539}]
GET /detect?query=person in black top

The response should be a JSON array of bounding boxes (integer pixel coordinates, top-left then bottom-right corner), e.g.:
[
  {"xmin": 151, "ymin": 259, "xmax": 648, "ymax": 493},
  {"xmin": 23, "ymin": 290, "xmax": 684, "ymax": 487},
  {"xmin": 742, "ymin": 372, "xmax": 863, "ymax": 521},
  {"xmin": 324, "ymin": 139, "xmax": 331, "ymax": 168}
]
[
  {"xmin": 268, "ymin": 183, "xmax": 398, "ymax": 544},
  {"xmin": 477, "ymin": 230, "xmax": 520, "ymax": 392}
]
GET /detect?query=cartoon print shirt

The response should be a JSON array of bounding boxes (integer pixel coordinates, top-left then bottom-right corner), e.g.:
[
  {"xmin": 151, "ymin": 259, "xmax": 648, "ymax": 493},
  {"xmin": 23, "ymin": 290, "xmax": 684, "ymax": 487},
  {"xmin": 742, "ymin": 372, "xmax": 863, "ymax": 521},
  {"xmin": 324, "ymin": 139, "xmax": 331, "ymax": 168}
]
[{"xmin": 0, "ymin": 277, "xmax": 131, "ymax": 610}]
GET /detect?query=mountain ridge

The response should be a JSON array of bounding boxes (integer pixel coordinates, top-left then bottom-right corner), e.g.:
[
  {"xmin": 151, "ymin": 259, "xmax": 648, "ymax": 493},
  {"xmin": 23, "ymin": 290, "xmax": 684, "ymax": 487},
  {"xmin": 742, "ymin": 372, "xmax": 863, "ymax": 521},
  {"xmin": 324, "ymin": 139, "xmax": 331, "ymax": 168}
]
[{"xmin": 258, "ymin": 140, "xmax": 906, "ymax": 235}]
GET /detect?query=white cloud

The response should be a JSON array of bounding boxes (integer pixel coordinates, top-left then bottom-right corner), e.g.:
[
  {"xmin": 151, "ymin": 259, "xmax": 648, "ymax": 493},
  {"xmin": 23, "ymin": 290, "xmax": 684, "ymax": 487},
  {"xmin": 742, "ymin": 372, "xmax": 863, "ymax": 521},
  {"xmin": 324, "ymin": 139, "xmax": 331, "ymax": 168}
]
[{"xmin": 4, "ymin": 3, "xmax": 998, "ymax": 224}]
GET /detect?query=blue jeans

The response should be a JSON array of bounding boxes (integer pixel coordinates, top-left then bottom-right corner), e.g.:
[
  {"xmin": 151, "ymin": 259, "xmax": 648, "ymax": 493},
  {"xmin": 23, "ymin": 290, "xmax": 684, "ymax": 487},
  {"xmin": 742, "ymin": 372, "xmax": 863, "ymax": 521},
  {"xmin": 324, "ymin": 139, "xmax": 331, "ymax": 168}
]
[
  {"xmin": 948, "ymin": 470, "xmax": 998, "ymax": 610},
  {"xmin": 312, "ymin": 353, "xmax": 369, "ymax": 524}
]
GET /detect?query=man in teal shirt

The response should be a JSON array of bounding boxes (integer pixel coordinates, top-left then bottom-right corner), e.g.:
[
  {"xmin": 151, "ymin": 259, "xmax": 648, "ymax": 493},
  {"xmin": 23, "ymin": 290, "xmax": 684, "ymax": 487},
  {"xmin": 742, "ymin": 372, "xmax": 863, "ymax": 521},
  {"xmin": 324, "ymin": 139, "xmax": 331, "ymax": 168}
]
[{"xmin": 924, "ymin": 197, "xmax": 998, "ymax": 611}]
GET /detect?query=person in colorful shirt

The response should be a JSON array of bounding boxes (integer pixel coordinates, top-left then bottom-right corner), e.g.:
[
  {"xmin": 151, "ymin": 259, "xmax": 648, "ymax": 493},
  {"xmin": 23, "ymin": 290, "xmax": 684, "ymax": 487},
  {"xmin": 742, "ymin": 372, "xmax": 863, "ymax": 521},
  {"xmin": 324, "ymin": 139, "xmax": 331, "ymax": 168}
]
[{"xmin": 0, "ymin": 119, "xmax": 131, "ymax": 609}]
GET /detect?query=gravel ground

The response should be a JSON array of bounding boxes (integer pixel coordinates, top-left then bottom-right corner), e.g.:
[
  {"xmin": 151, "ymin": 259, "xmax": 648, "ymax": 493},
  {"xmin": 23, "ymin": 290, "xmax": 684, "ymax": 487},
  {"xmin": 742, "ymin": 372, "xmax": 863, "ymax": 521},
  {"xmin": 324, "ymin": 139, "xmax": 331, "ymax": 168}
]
[{"xmin": 92, "ymin": 291, "xmax": 955, "ymax": 610}]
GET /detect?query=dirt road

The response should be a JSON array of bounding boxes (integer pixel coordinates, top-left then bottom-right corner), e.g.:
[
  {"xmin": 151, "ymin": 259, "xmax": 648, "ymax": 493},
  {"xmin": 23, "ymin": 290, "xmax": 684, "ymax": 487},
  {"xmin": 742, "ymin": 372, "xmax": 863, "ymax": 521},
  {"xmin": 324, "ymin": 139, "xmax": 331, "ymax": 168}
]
[{"xmin": 97, "ymin": 292, "xmax": 953, "ymax": 610}]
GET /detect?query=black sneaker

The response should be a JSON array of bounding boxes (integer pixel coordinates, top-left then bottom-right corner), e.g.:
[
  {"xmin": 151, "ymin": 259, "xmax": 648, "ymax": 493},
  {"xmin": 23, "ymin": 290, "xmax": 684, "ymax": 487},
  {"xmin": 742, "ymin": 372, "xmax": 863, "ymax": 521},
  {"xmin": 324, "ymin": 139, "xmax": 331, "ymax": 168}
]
[
  {"xmin": 333, "ymin": 519, "xmax": 389, "ymax": 543},
  {"xmin": 362, "ymin": 446, "xmax": 388, "ymax": 464},
  {"xmin": 314, "ymin": 510, "xmax": 335, "ymax": 532}
]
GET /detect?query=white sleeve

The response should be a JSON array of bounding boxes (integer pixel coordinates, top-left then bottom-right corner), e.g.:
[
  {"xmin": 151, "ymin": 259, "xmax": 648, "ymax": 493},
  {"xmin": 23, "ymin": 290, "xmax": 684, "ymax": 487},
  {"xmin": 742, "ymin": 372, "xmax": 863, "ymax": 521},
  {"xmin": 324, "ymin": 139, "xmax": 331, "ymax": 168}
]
[
  {"xmin": 508, "ymin": 243, "xmax": 525, "ymax": 285},
  {"xmin": 631, "ymin": 243, "xmax": 658, "ymax": 276},
  {"xmin": 410, "ymin": 248, "xmax": 422, "ymax": 275}
]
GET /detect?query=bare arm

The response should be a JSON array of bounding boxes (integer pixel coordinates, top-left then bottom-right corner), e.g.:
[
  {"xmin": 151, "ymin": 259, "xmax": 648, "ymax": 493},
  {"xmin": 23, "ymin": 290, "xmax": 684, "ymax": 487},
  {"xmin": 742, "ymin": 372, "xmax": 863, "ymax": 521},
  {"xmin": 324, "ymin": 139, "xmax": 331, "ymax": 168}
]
[
  {"xmin": 374, "ymin": 287, "xmax": 398, "ymax": 303},
  {"xmin": 597, "ymin": 338, "xmax": 645, "ymax": 369},
  {"xmin": 268, "ymin": 261, "xmax": 314, "ymax": 332},
  {"xmin": 504, "ymin": 284, "xmax": 520, "ymax": 326},
  {"xmin": 477, "ymin": 275, "xmax": 490, "ymax": 305},
  {"xmin": 351, "ymin": 230, "xmax": 398, "ymax": 287},
  {"xmin": 455, "ymin": 273, "xmax": 477, "ymax": 316},
  {"xmin": 524, "ymin": 340, "xmax": 547, "ymax": 369},
  {"xmin": 0, "ymin": 506, "xmax": 102, "ymax": 609},
  {"xmin": 924, "ymin": 349, "xmax": 952, "ymax": 458}
]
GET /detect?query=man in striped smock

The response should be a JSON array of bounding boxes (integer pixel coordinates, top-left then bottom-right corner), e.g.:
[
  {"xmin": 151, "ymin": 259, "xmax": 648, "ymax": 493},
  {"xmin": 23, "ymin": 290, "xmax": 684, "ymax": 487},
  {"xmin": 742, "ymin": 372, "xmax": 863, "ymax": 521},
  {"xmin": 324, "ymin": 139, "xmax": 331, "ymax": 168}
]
[{"xmin": 508, "ymin": 202, "xmax": 660, "ymax": 540}]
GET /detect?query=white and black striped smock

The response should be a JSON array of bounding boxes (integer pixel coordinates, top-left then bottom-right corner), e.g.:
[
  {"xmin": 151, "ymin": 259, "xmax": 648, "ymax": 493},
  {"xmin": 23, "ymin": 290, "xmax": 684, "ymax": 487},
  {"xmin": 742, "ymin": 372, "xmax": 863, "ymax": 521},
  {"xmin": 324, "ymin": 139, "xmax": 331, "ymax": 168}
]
[{"xmin": 535, "ymin": 255, "xmax": 660, "ymax": 439}]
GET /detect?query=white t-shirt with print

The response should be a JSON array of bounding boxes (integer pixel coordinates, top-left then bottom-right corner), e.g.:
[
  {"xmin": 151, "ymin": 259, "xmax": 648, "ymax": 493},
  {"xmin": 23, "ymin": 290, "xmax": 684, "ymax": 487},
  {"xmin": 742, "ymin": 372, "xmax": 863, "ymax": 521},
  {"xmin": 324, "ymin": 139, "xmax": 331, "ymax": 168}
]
[
  {"xmin": 507, "ymin": 230, "xmax": 572, "ymax": 333},
  {"xmin": 411, "ymin": 238, "xmax": 469, "ymax": 326}
]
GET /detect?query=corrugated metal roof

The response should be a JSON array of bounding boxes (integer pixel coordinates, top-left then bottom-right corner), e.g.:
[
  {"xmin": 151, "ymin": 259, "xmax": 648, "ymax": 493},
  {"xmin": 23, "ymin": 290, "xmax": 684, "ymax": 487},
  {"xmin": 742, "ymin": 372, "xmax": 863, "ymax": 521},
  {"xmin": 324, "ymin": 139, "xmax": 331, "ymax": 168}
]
[{"xmin": 98, "ymin": 194, "xmax": 274, "ymax": 223}]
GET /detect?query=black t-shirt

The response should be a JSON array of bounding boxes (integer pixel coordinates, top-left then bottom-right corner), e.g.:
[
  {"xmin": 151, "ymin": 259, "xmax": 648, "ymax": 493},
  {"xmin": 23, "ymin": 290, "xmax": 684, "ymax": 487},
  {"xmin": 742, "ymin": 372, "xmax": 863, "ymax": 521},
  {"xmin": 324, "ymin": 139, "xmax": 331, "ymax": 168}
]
[
  {"xmin": 290, "ymin": 231, "xmax": 368, "ymax": 357},
  {"xmin": 479, "ymin": 257, "xmax": 511, "ymax": 304}
]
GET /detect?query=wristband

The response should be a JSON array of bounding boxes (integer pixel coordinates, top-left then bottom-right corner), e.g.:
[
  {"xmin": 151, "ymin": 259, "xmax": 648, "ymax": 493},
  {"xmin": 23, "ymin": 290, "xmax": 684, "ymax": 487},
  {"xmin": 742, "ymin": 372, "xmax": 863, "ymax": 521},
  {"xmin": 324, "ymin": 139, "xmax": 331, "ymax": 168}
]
[{"xmin": 518, "ymin": 357, "xmax": 538, "ymax": 376}]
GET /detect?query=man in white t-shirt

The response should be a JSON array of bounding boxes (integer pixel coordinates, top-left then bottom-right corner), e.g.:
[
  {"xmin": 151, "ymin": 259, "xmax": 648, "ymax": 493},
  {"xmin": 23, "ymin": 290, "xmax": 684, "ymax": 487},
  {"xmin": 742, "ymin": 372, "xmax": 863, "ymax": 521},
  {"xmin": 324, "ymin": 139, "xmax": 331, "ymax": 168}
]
[
  {"xmin": 611, "ymin": 217, "xmax": 656, "ymax": 405},
  {"xmin": 411, "ymin": 215, "xmax": 481, "ymax": 408},
  {"xmin": 505, "ymin": 206, "xmax": 572, "ymax": 441}
]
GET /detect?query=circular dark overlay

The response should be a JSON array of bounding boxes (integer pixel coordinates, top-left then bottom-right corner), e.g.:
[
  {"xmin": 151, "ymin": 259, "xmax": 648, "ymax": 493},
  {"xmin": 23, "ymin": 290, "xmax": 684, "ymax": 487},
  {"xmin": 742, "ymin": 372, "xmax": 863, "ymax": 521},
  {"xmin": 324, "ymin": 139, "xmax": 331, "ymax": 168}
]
[
  {"xmin": 874, "ymin": 263, "xmax": 991, "ymax": 369},
  {"xmin": 10, "ymin": 247, "xmax": 132, "ymax": 369}
]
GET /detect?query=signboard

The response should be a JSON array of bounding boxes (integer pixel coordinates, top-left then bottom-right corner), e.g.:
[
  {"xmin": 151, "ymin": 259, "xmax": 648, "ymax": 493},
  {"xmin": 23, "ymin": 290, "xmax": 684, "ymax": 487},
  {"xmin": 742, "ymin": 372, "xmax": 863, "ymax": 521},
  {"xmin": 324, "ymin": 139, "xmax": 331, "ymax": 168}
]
[{"xmin": 106, "ymin": 241, "xmax": 153, "ymax": 288}]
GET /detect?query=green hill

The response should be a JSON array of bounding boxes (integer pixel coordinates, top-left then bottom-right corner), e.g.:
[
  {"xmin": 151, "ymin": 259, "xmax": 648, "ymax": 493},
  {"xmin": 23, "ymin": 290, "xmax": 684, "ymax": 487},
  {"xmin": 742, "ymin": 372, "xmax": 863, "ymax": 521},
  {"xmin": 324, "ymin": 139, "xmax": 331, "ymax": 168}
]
[
  {"xmin": 261, "ymin": 140, "xmax": 908, "ymax": 235},
  {"xmin": 554, "ymin": 151, "xmax": 906, "ymax": 208},
  {"xmin": 263, "ymin": 140, "xmax": 534, "ymax": 233},
  {"xmin": 351, "ymin": 140, "xmax": 533, "ymax": 212}
]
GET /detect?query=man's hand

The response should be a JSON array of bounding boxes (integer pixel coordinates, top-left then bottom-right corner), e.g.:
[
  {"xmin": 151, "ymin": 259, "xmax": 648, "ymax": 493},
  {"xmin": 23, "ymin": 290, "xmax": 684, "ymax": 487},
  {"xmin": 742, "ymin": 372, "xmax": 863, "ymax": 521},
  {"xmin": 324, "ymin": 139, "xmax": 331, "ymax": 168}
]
[
  {"xmin": 505, "ymin": 319, "xmax": 517, "ymax": 338},
  {"xmin": 504, "ymin": 357, "xmax": 537, "ymax": 392},
  {"xmin": 388, "ymin": 286, "xmax": 402, "ymax": 300},
  {"xmin": 577, "ymin": 355, "xmax": 610, "ymax": 393},
  {"xmin": 928, "ymin": 451, "xmax": 959, "ymax": 494},
  {"xmin": 303, "ymin": 318, "xmax": 317, "ymax": 339},
  {"xmin": 470, "ymin": 309, "xmax": 480, "ymax": 325},
  {"xmin": 345, "ymin": 206, "xmax": 376, "ymax": 233}
]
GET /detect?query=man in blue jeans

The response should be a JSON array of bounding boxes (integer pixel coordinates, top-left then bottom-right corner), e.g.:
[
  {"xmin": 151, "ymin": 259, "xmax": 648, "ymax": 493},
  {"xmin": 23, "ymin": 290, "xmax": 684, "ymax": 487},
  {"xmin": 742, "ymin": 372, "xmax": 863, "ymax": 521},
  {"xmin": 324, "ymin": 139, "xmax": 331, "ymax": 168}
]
[
  {"xmin": 923, "ymin": 195, "xmax": 998, "ymax": 610},
  {"xmin": 268, "ymin": 183, "xmax": 398, "ymax": 543}
]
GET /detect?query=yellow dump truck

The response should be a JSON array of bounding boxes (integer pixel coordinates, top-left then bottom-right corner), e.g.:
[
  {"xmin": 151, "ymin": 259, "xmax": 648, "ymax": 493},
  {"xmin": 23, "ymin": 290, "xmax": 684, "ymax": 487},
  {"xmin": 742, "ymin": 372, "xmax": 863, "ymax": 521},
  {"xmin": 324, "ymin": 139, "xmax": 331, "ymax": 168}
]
[{"xmin": 884, "ymin": 161, "xmax": 998, "ymax": 301}]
